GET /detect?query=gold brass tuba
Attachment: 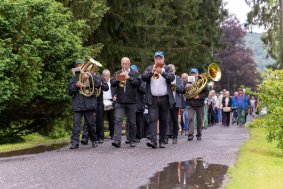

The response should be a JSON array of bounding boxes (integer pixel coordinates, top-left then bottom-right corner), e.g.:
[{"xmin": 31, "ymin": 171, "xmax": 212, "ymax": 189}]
[
  {"xmin": 184, "ymin": 63, "xmax": 221, "ymax": 99},
  {"xmin": 78, "ymin": 56, "xmax": 102, "ymax": 97}
]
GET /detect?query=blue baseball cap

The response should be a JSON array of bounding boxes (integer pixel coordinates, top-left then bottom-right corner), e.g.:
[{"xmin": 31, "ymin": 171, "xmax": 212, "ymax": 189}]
[
  {"xmin": 154, "ymin": 51, "xmax": 164, "ymax": 58},
  {"xmin": 130, "ymin": 64, "xmax": 138, "ymax": 71},
  {"xmin": 75, "ymin": 59, "xmax": 84, "ymax": 65},
  {"xmin": 191, "ymin": 68, "xmax": 199, "ymax": 73}
]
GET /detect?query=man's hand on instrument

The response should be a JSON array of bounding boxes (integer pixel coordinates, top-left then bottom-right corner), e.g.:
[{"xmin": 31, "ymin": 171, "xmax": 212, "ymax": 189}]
[
  {"xmin": 194, "ymin": 95, "xmax": 199, "ymax": 99},
  {"xmin": 76, "ymin": 81, "xmax": 84, "ymax": 88},
  {"xmin": 156, "ymin": 67, "xmax": 162, "ymax": 74}
]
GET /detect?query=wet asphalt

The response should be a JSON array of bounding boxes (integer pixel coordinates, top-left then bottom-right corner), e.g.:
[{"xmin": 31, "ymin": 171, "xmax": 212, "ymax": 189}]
[{"xmin": 0, "ymin": 120, "xmax": 250, "ymax": 189}]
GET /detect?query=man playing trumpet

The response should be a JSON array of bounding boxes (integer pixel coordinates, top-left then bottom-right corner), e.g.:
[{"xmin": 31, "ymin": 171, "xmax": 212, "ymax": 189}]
[
  {"xmin": 111, "ymin": 57, "xmax": 141, "ymax": 148},
  {"xmin": 142, "ymin": 51, "xmax": 175, "ymax": 148}
]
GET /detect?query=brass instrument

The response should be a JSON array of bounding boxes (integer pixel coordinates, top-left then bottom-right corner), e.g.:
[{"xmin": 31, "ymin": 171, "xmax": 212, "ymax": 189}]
[
  {"xmin": 116, "ymin": 69, "xmax": 127, "ymax": 87},
  {"xmin": 152, "ymin": 62, "xmax": 164, "ymax": 79},
  {"xmin": 78, "ymin": 56, "xmax": 102, "ymax": 97},
  {"xmin": 184, "ymin": 63, "xmax": 221, "ymax": 99},
  {"xmin": 95, "ymin": 87, "xmax": 101, "ymax": 97},
  {"xmin": 171, "ymin": 83, "xmax": 176, "ymax": 91},
  {"xmin": 152, "ymin": 72, "xmax": 160, "ymax": 79}
]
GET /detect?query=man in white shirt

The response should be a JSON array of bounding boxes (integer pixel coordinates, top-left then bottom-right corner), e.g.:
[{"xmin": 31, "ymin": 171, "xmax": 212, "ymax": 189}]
[{"xmin": 142, "ymin": 51, "xmax": 175, "ymax": 148}]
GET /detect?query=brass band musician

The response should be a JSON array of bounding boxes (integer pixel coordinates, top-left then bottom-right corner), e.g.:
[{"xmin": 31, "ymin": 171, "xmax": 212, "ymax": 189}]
[{"xmin": 141, "ymin": 51, "xmax": 175, "ymax": 148}]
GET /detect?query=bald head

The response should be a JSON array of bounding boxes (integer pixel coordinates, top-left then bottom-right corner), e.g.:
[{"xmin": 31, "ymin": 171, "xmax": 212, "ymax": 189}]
[{"xmin": 121, "ymin": 57, "xmax": 131, "ymax": 70}]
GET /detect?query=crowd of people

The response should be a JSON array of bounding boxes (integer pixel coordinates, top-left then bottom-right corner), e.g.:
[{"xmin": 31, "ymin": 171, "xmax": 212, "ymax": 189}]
[{"xmin": 67, "ymin": 51, "xmax": 258, "ymax": 149}]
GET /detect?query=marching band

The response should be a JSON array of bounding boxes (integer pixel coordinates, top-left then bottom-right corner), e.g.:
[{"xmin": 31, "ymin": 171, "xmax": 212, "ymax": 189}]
[{"xmin": 67, "ymin": 51, "xmax": 217, "ymax": 149}]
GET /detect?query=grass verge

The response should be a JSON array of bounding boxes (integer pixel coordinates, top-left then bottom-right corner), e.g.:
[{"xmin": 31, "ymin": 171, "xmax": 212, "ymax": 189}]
[
  {"xmin": 225, "ymin": 127, "xmax": 283, "ymax": 189},
  {"xmin": 0, "ymin": 134, "xmax": 69, "ymax": 153}
]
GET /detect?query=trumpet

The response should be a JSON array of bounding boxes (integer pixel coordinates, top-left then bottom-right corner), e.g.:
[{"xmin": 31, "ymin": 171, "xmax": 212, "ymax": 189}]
[
  {"xmin": 116, "ymin": 69, "xmax": 127, "ymax": 87},
  {"xmin": 152, "ymin": 72, "xmax": 159, "ymax": 79}
]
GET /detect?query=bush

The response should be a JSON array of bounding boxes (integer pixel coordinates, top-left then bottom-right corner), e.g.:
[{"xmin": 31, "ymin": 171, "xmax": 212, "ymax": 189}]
[
  {"xmin": 0, "ymin": 0, "xmax": 101, "ymax": 137},
  {"xmin": 254, "ymin": 69, "xmax": 283, "ymax": 153}
]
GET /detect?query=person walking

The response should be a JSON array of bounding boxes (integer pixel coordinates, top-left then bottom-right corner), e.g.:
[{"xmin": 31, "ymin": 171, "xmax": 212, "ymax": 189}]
[
  {"xmin": 142, "ymin": 51, "xmax": 175, "ymax": 148},
  {"xmin": 111, "ymin": 57, "xmax": 141, "ymax": 148},
  {"xmin": 185, "ymin": 68, "xmax": 209, "ymax": 141}
]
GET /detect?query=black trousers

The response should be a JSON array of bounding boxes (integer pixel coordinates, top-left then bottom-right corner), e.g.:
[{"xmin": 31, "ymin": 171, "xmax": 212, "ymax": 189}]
[
  {"xmin": 71, "ymin": 110, "xmax": 97, "ymax": 145},
  {"xmin": 114, "ymin": 103, "xmax": 137, "ymax": 142},
  {"xmin": 104, "ymin": 108, "xmax": 115, "ymax": 138},
  {"xmin": 188, "ymin": 106, "xmax": 203, "ymax": 138},
  {"xmin": 168, "ymin": 107, "xmax": 179, "ymax": 139},
  {"xmin": 222, "ymin": 111, "xmax": 231, "ymax": 126},
  {"xmin": 149, "ymin": 95, "xmax": 170, "ymax": 143},
  {"xmin": 82, "ymin": 102, "xmax": 104, "ymax": 140},
  {"xmin": 126, "ymin": 112, "xmax": 145, "ymax": 139}
]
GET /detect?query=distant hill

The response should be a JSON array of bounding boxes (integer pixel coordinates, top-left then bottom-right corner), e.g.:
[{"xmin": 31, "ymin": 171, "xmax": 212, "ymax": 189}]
[{"xmin": 244, "ymin": 32, "xmax": 276, "ymax": 72}]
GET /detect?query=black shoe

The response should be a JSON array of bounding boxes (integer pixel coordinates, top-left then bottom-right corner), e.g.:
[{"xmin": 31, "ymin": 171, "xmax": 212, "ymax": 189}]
[
  {"xmin": 197, "ymin": 136, "xmax": 202, "ymax": 140},
  {"xmin": 98, "ymin": 138, "xmax": 104, "ymax": 144},
  {"xmin": 70, "ymin": 144, "xmax": 79, "ymax": 149},
  {"xmin": 125, "ymin": 139, "xmax": 130, "ymax": 144},
  {"xmin": 81, "ymin": 139, "xmax": 88, "ymax": 145},
  {"xmin": 129, "ymin": 142, "xmax": 136, "ymax": 147},
  {"xmin": 146, "ymin": 141, "xmax": 157, "ymax": 149},
  {"xmin": 159, "ymin": 142, "xmax": 166, "ymax": 148},
  {"xmin": 172, "ymin": 138, "xmax": 178, "ymax": 144},
  {"xmin": 112, "ymin": 141, "xmax": 121, "ymax": 148},
  {"xmin": 92, "ymin": 141, "xmax": 98, "ymax": 148},
  {"xmin": 188, "ymin": 137, "xmax": 193, "ymax": 141}
]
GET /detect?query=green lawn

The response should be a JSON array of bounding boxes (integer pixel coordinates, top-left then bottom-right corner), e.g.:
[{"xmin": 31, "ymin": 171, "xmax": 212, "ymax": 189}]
[
  {"xmin": 0, "ymin": 134, "xmax": 70, "ymax": 153},
  {"xmin": 225, "ymin": 127, "xmax": 283, "ymax": 189}
]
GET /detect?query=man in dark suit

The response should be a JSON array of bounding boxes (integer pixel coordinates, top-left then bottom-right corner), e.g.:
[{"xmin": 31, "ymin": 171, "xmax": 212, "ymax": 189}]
[
  {"xmin": 142, "ymin": 51, "xmax": 175, "ymax": 148},
  {"xmin": 111, "ymin": 57, "xmax": 141, "ymax": 148},
  {"xmin": 166, "ymin": 64, "xmax": 184, "ymax": 144},
  {"xmin": 80, "ymin": 72, "xmax": 109, "ymax": 145},
  {"xmin": 67, "ymin": 59, "xmax": 102, "ymax": 149},
  {"xmin": 185, "ymin": 68, "xmax": 209, "ymax": 141}
]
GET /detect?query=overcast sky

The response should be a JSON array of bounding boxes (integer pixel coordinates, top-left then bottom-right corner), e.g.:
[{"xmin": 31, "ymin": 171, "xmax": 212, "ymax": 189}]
[{"xmin": 224, "ymin": 0, "xmax": 265, "ymax": 33}]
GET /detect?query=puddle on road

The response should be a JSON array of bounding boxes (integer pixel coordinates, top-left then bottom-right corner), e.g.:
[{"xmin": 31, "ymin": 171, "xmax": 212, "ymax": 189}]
[
  {"xmin": 140, "ymin": 159, "xmax": 228, "ymax": 189},
  {"xmin": 0, "ymin": 143, "xmax": 68, "ymax": 158}
]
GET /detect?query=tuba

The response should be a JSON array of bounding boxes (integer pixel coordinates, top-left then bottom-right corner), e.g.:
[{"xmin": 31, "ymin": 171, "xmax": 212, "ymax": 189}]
[
  {"xmin": 78, "ymin": 56, "xmax": 102, "ymax": 97},
  {"xmin": 184, "ymin": 63, "xmax": 221, "ymax": 99}
]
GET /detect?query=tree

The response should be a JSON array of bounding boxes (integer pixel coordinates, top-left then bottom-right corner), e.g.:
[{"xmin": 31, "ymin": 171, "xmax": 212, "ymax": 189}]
[
  {"xmin": 216, "ymin": 16, "xmax": 261, "ymax": 92},
  {"xmin": 0, "ymin": 0, "xmax": 102, "ymax": 138},
  {"xmin": 93, "ymin": 0, "xmax": 226, "ymax": 74},
  {"xmin": 245, "ymin": 0, "xmax": 282, "ymax": 68}
]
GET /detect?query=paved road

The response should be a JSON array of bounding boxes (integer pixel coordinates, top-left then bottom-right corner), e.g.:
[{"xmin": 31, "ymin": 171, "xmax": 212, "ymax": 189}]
[{"xmin": 0, "ymin": 122, "xmax": 250, "ymax": 189}]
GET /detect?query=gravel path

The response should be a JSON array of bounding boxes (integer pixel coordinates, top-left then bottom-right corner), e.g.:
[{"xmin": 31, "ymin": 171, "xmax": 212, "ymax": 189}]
[{"xmin": 0, "ymin": 122, "xmax": 250, "ymax": 189}]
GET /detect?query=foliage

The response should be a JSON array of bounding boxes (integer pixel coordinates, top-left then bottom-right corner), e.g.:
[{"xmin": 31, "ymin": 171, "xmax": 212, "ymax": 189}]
[
  {"xmin": 56, "ymin": 0, "xmax": 109, "ymax": 42},
  {"xmin": 245, "ymin": 0, "xmax": 280, "ymax": 66},
  {"xmin": 216, "ymin": 16, "xmax": 261, "ymax": 92},
  {"xmin": 251, "ymin": 69, "xmax": 283, "ymax": 153},
  {"xmin": 244, "ymin": 32, "xmax": 276, "ymax": 72},
  {"xmin": 93, "ymin": 0, "xmax": 226, "ymax": 74},
  {"xmin": 0, "ymin": 0, "xmax": 103, "ymax": 137}
]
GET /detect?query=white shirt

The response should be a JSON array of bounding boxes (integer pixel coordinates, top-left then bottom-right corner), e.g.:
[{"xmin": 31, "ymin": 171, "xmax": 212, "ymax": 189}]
[
  {"xmin": 150, "ymin": 68, "xmax": 167, "ymax": 96},
  {"xmin": 103, "ymin": 80, "xmax": 112, "ymax": 100}
]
